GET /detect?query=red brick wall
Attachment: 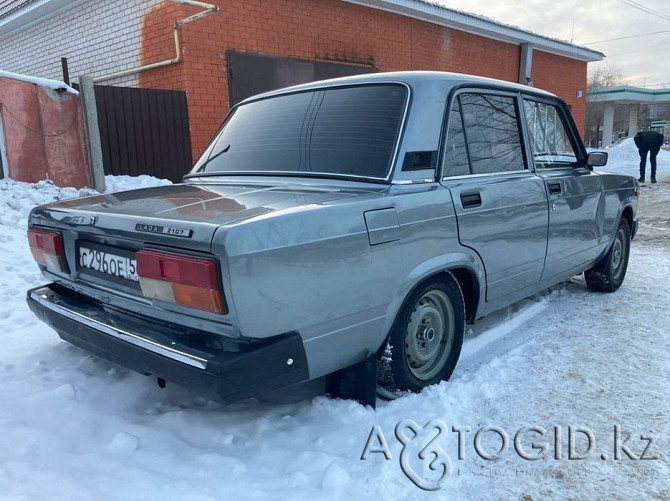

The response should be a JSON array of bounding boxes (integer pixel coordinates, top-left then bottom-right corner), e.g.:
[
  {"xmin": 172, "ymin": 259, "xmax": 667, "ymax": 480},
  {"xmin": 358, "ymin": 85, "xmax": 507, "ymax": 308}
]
[
  {"xmin": 140, "ymin": 1, "xmax": 190, "ymax": 90},
  {"xmin": 532, "ymin": 50, "xmax": 587, "ymax": 133},
  {"xmin": 139, "ymin": 0, "xmax": 587, "ymax": 160}
]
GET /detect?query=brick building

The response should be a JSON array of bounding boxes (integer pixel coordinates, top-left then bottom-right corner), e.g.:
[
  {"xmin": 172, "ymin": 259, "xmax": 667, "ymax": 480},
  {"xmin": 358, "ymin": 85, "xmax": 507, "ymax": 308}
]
[{"xmin": 0, "ymin": 0, "xmax": 603, "ymax": 163}]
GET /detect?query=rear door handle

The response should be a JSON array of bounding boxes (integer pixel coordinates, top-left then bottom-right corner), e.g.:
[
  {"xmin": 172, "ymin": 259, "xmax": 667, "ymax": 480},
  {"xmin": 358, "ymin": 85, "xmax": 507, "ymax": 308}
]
[
  {"xmin": 548, "ymin": 182, "xmax": 562, "ymax": 194},
  {"xmin": 460, "ymin": 192, "xmax": 482, "ymax": 208}
]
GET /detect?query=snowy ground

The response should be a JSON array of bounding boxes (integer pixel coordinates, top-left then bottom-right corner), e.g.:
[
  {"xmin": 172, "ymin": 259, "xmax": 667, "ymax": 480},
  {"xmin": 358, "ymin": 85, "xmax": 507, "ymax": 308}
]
[{"xmin": 0, "ymin": 145, "xmax": 668, "ymax": 500}]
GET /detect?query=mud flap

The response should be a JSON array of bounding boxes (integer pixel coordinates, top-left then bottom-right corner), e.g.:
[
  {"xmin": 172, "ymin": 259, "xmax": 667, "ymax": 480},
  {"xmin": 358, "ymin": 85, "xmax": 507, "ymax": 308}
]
[{"xmin": 325, "ymin": 354, "xmax": 378, "ymax": 408}]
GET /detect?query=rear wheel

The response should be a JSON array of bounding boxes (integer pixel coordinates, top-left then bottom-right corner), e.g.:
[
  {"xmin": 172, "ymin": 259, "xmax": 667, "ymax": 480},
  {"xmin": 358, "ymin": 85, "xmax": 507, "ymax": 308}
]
[
  {"xmin": 585, "ymin": 218, "xmax": 631, "ymax": 293},
  {"xmin": 387, "ymin": 276, "xmax": 465, "ymax": 393}
]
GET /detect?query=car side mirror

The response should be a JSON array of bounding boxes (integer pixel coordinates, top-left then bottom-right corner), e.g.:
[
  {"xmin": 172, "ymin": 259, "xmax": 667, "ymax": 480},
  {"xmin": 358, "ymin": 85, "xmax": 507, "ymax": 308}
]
[{"xmin": 587, "ymin": 151, "xmax": 608, "ymax": 168}]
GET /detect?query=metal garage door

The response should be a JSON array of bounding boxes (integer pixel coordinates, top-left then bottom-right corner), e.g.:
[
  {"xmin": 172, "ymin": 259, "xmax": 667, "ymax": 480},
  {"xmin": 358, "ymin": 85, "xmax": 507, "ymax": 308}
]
[{"xmin": 227, "ymin": 51, "xmax": 377, "ymax": 106}]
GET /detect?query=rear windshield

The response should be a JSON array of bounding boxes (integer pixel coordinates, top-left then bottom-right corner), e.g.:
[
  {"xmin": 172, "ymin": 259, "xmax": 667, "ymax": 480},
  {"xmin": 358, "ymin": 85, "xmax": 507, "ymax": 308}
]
[{"xmin": 192, "ymin": 84, "xmax": 408, "ymax": 180}]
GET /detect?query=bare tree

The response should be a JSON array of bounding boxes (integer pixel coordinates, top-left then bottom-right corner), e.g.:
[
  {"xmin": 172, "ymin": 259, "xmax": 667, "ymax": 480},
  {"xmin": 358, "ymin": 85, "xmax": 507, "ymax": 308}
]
[
  {"xmin": 588, "ymin": 65, "xmax": 624, "ymax": 91},
  {"xmin": 585, "ymin": 65, "xmax": 625, "ymax": 147}
]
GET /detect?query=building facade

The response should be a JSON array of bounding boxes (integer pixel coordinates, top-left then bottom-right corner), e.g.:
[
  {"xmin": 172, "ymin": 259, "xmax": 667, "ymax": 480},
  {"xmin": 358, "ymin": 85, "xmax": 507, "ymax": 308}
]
[{"xmin": 0, "ymin": 0, "xmax": 603, "ymax": 162}]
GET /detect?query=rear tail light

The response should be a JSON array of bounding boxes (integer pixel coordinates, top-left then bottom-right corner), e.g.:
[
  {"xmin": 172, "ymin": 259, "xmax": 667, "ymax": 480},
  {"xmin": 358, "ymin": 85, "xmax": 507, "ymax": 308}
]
[
  {"xmin": 27, "ymin": 228, "xmax": 68, "ymax": 273},
  {"xmin": 136, "ymin": 249, "xmax": 227, "ymax": 314}
]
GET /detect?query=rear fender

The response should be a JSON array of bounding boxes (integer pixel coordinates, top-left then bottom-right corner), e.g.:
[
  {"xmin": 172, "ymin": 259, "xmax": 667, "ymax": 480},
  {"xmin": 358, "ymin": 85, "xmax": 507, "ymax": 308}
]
[{"xmin": 377, "ymin": 251, "xmax": 486, "ymax": 350}]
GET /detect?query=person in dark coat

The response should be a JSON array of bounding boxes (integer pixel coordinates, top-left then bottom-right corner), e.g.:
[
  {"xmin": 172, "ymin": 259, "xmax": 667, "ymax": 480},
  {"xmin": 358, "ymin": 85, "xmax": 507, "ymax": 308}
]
[{"xmin": 633, "ymin": 129, "xmax": 664, "ymax": 183}]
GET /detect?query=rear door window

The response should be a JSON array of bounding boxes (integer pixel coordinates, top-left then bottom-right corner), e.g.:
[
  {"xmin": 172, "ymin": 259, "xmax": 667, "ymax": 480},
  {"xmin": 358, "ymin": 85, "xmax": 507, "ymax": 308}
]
[
  {"xmin": 443, "ymin": 93, "xmax": 526, "ymax": 177},
  {"xmin": 443, "ymin": 99, "xmax": 471, "ymax": 177}
]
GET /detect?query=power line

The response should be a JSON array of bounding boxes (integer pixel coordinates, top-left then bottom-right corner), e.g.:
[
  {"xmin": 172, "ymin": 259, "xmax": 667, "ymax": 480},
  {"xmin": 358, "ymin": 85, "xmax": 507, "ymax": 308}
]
[
  {"xmin": 582, "ymin": 28, "xmax": 670, "ymax": 45},
  {"xmin": 606, "ymin": 38, "xmax": 668, "ymax": 57},
  {"xmin": 618, "ymin": 0, "xmax": 670, "ymax": 22}
]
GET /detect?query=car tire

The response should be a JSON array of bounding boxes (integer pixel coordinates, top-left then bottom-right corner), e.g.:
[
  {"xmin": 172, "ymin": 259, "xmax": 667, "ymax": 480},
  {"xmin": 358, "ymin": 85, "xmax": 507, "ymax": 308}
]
[
  {"xmin": 389, "ymin": 275, "xmax": 465, "ymax": 392},
  {"xmin": 585, "ymin": 218, "xmax": 631, "ymax": 293}
]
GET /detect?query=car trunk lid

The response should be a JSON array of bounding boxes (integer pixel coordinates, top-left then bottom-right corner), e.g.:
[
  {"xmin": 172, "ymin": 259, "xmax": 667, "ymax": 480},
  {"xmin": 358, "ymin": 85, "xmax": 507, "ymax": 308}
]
[
  {"xmin": 29, "ymin": 181, "xmax": 378, "ymax": 295},
  {"xmin": 30, "ymin": 181, "xmax": 371, "ymax": 250}
]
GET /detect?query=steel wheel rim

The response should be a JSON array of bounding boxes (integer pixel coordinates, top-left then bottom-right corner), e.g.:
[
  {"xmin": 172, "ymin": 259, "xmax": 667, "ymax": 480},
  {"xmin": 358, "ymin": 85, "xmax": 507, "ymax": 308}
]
[
  {"xmin": 611, "ymin": 228, "xmax": 626, "ymax": 280},
  {"xmin": 405, "ymin": 289, "xmax": 455, "ymax": 381}
]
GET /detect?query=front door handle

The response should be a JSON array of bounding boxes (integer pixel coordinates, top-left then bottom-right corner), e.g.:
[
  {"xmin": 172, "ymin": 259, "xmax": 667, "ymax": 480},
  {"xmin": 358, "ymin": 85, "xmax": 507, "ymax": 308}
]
[
  {"xmin": 461, "ymin": 192, "xmax": 482, "ymax": 208},
  {"xmin": 548, "ymin": 182, "xmax": 562, "ymax": 194}
]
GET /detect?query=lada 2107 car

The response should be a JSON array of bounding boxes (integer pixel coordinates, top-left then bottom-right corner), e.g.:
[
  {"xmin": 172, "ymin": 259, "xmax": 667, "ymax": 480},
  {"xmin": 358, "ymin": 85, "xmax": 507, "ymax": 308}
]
[{"xmin": 27, "ymin": 72, "xmax": 639, "ymax": 406}]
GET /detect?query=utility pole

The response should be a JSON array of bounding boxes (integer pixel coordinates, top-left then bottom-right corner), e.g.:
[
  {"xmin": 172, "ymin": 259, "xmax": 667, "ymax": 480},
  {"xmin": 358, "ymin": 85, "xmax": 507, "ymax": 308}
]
[{"xmin": 79, "ymin": 76, "xmax": 106, "ymax": 193}]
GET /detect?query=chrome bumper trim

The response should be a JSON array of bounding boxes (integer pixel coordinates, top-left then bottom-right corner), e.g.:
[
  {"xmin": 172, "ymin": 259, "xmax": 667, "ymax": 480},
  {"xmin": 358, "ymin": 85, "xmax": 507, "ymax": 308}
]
[{"xmin": 30, "ymin": 287, "xmax": 208, "ymax": 369}]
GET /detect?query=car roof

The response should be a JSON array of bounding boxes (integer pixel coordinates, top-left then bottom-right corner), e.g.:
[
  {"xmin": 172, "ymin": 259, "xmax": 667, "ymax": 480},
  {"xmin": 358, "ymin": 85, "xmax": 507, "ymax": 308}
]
[{"xmin": 239, "ymin": 70, "xmax": 557, "ymax": 104}]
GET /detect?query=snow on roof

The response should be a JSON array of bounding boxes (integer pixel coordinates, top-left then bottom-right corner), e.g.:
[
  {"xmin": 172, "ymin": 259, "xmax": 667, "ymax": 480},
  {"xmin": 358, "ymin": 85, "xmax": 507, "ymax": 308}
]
[
  {"xmin": 344, "ymin": 0, "xmax": 604, "ymax": 62},
  {"xmin": 0, "ymin": 0, "xmax": 604, "ymax": 64},
  {"xmin": 0, "ymin": 0, "xmax": 81, "ymax": 39},
  {"xmin": 0, "ymin": 69, "xmax": 78, "ymax": 94},
  {"xmin": 588, "ymin": 85, "xmax": 670, "ymax": 104},
  {"xmin": 0, "ymin": 0, "xmax": 34, "ymax": 21}
]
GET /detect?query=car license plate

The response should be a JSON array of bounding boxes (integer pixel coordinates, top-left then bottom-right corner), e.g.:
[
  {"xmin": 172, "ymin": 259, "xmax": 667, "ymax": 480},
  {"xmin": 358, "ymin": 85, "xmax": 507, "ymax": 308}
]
[{"xmin": 79, "ymin": 246, "xmax": 139, "ymax": 282}]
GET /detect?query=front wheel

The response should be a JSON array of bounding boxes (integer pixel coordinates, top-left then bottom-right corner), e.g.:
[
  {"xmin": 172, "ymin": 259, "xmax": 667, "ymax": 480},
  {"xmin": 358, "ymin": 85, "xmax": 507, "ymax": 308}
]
[
  {"xmin": 585, "ymin": 218, "xmax": 631, "ymax": 293},
  {"xmin": 388, "ymin": 276, "xmax": 465, "ymax": 393}
]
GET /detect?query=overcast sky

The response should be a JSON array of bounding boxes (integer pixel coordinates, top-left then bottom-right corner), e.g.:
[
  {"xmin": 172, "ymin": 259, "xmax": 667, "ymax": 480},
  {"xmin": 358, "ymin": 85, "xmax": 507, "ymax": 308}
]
[{"xmin": 436, "ymin": 0, "xmax": 670, "ymax": 88}]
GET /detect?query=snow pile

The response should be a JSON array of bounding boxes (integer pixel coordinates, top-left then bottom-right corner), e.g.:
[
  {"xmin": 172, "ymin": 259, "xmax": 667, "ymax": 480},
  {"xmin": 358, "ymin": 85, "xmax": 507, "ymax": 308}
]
[
  {"xmin": 0, "ymin": 176, "xmax": 170, "ymax": 228},
  {"xmin": 104, "ymin": 175, "xmax": 172, "ymax": 193},
  {"xmin": 0, "ymin": 171, "xmax": 668, "ymax": 499},
  {"xmin": 600, "ymin": 137, "xmax": 670, "ymax": 178},
  {"xmin": 0, "ymin": 69, "xmax": 79, "ymax": 95}
]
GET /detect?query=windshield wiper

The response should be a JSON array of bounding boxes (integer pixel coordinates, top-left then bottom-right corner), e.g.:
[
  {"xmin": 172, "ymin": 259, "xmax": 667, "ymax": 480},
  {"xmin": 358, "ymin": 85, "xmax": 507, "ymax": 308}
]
[{"xmin": 194, "ymin": 144, "xmax": 231, "ymax": 173}]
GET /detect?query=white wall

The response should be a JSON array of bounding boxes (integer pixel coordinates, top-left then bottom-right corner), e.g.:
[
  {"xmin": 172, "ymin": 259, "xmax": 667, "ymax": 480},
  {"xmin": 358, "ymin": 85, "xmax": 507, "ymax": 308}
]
[{"xmin": 0, "ymin": 0, "xmax": 161, "ymax": 86}]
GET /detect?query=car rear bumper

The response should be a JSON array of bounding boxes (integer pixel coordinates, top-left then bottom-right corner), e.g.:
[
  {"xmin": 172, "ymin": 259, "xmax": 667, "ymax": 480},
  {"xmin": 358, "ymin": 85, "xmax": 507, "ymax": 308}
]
[{"xmin": 27, "ymin": 283, "xmax": 309, "ymax": 404}]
